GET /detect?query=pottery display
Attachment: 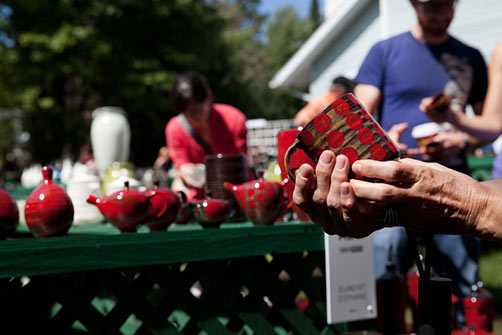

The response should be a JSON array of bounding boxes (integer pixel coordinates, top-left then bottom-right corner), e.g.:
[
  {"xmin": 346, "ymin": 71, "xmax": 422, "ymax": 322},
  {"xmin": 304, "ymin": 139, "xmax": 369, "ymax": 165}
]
[
  {"xmin": 0, "ymin": 187, "xmax": 19, "ymax": 239},
  {"xmin": 189, "ymin": 198, "xmax": 231, "ymax": 228},
  {"xmin": 143, "ymin": 182, "xmax": 186, "ymax": 231},
  {"xmin": 24, "ymin": 166, "xmax": 74, "ymax": 238},
  {"xmin": 87, "ymin": 181, "xmax": 160, "ymax": 233},
  {"xmin": 223, "ymin": 175, "xmax": 287, "ymax": 226},
  {"xmin": 104, "ymin": 175, "xmax": 141, "ymax": 196},
  {"xmin": 20, "ymin": 164, "xmax": 43, "ymax": 188},
  {"xmin": 102, "ymin": 161, "xmax": 136, "ymax": 196},
  {"xmin": 90, "ymin": 107, "xmax": 131, "ymax": 178},
  {"xmin": 277, "ymin": 128, "xmax": 310, "ymax": 222},
  {"xmin": 204, "ymin": 153, "xmax": 249, "ymax": 221},
  {"xmin": 284, "ymin": 93, "xmax": 401, "ymax": 183},
  {"xmin": 66, "ymin": 172, "xmax": 104, "ymax": 224},
  {"xmin": 175, "ymin": 204, "xmax": 192, "ymax": 225}
]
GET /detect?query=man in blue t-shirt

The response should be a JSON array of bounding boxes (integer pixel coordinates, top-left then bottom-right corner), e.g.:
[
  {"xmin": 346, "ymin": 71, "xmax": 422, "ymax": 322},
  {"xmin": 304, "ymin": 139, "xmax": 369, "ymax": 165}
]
[{"xmin": 354, "ymin": 0, "xmax": 487, "ymax": 326}]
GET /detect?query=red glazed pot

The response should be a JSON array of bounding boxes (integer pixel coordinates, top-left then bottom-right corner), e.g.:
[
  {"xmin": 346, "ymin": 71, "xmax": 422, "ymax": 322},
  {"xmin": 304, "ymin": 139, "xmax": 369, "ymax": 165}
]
[
  {"xmin": 24, "ymin": 166, "xmax": 74, "ymax": 237},
  {"xmin": 87, "ymin": 181, "xmax": 157, "ymax": 233},
  {"xmin": 277, "ymin": 129, "xmax": 311, "ymax": 222},
  {"xmin": 223, "ymin": 177, "xmax": 287, "ymax": 225},
  {"xmin": 189, "ymin": 198, "xmax": 231, "ymax": 228},
  {"xmin": 143, "ymin": 182, "xmax": 186, "ymax": 231},
  {"xmin": 0, "ymin": 187, "xmax": 19, "ymax": 239}
]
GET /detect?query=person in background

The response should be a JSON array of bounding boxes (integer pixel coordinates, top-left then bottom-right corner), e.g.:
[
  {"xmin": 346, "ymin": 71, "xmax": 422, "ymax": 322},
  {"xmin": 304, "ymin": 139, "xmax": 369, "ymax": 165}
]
[
  {"xmin": 153, "ymin": 146, "xmax": 172, "ymax": 172},
  {"xmin": 77, "ymin": 143, "xmax": 95, "ymax": 169},
  {"xmin": 293, "ymin": 76, "xmax": 354, "ymax": 127},
  {"xmin": 353, "ymin": 0, "xmax": 488, "ymax": 325},
  {"xmin": 165, "ymin": 71, "xmax": 248, "ymax": 201},
  {"xmin": 421, "ymin": 43, "xmax": 502, "ymax": 177}
]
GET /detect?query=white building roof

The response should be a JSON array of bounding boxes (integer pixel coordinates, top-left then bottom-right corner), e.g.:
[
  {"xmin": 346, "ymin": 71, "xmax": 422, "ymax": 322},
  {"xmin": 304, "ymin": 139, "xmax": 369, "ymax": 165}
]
[{"xmin": 269, "ymin": 0, "xmax": 371, "ymax": 91}]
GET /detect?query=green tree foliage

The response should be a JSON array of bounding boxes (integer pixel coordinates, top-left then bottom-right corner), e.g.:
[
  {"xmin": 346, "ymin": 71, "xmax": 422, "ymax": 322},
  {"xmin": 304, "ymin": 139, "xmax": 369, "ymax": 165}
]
[
  {"xmin": 0, "ymin": 0, "xmax": 245, "ymax": 165},
  {"xmin": 260, "ymin": 2, "xmax": 322, "ymax": 120},
  {"xmin": 309, "ymin": 0, "xmax": 321, "ymax": 30},
  {"xmin": 0, "ymin": 0, "xmax": 319, "ymax": 168},
  {"xmin": 266, "ymin": 6, "xmax": 317, "ymax": 74}
]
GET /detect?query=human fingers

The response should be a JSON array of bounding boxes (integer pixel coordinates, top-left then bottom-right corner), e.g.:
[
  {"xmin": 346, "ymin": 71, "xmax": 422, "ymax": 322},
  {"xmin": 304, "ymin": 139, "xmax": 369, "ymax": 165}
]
[
  {"xmin": 325, "ymin": 155, "xmax": 350, "ymax": 213},
  {"xmin": 420, "ymin": 97, "xmax": 433, "ymax": 111},
  {"xmin": 339, "ymin": 182, "xmax": 365, "ymax": 237},
  {"xmin": 294, "ymin": 162, "xmax": 341, "ymax": 235},
  {"xmin": 337, "ymin": 181, "xmax": 387, "ymax": 237},
  {"xmin": 293, "ymin": 164, "xmax": 316, "ymax": 212},
  {"xmin": 350, "ymin": 179, "xmax": 406, "ymax": 202},
  {"xmin": 400, "ymin": 158, "xmax": 442, "ymax": 169},
  {"xmin": 352, "ymin": 159, "xmax": 418, "ymax": 184},
  {"xmin": 312, "ymin": 151, "xmax": 336, "ymax": 205},
  {"xmin": 400, "ymin": 158, "xmax": 455, "ymax": 175},
  {"xmin": 340, "ymin": 182, "xmax": 355, "ymax": 209},
  {"xmin": 433, "ymin": 132, "xmax": 465, "ymax": 149}
]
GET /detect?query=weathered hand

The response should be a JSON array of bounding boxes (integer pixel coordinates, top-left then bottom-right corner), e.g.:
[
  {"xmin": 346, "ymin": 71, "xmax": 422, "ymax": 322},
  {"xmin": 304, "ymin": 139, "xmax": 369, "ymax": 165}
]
[
  {"xmin": 292, "ymin": 151, "xmax": 385, "ymax": 237},
  {"xmin": 350, "ymin": 158, "xmax": 490, "ymax": 235}
]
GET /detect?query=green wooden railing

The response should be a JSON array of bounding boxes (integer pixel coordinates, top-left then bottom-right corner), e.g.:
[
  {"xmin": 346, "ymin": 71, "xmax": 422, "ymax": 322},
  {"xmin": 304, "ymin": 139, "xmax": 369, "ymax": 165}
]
[
  {"xmin": 467, "ymin": 154, "xmax": 494, "ymax": 181},
  {"xmin": 0, "ymin": 222, "xmax": 375, "ymax": 335}
]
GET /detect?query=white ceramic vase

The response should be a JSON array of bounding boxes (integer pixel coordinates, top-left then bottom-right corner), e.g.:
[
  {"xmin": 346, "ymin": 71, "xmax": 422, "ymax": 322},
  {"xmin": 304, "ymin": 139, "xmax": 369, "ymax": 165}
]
[{"xmin": 90, "ymin": 107, "xmax": 131, "ymax": 178}]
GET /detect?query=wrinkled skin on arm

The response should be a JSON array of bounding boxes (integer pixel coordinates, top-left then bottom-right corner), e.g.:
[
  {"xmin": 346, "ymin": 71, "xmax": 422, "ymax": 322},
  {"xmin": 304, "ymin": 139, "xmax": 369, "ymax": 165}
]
[{"xmin": 293, "ymin": 151, "xmax": 500, "ymax": 241}]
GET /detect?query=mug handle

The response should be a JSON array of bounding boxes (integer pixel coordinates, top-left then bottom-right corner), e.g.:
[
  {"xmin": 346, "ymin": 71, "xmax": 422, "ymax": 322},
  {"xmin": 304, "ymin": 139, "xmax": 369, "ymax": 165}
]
[{"xmin": 284, "ymin": 139, "xmax": 317, "ymax": 183}]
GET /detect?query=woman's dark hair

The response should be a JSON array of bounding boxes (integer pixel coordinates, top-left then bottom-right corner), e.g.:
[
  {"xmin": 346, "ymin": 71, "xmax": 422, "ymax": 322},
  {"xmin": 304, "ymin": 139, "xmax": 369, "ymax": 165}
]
[{"xmin": 171, "ymin": 71, "xmax": 211, "ymax": 112}]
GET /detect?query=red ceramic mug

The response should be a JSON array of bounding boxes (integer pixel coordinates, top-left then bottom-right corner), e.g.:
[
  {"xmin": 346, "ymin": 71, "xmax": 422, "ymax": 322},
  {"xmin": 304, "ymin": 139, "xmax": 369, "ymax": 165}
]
[
  {"xmin": 284, "ymin": 93, "xmax": 401, "ymax": 182},
  {"xmin": 276, "ymin": 129, "xmax": 310, "ymax": 222}
]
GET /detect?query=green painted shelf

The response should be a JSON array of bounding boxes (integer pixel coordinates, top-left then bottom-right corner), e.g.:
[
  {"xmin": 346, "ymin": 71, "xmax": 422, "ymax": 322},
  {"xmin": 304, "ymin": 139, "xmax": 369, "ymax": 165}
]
[{"xmin": 3, "ymin": 221, "xmax": 324, "ymax": 279}]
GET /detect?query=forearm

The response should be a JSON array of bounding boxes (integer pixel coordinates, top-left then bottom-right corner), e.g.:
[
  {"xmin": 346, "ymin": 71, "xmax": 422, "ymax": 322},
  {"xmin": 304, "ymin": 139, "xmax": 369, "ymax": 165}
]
[
  {"xmin": 354, "ymin": 84, "xmax": 381, "ymax": 115},
  {"xmin": 448, "ymin": 109, "xmax": 502, "ymax": 142},
  {"xmin": 474, "ymin": 186, "xmax": 502, "ymax": 242}
]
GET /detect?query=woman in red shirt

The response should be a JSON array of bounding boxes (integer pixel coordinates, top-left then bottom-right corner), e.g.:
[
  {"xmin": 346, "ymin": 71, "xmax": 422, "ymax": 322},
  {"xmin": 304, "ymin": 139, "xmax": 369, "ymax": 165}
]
[{"xmin": 165, "ymin": 71, "xmax": 248, "ymax": 200}]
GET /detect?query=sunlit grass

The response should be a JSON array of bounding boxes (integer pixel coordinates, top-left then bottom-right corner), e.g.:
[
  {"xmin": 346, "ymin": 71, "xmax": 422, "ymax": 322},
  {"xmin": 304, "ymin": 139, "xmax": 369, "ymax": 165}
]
[{"xmin": 479, "ymin": 245, "xmax": 502, "ymax": 332}]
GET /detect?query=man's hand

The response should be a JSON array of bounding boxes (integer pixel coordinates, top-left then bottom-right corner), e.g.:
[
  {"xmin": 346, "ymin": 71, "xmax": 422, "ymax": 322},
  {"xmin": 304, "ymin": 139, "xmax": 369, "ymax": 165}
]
[{"xmin": 292, "ymin": 151, "xmax": 385, "ymax": 237}]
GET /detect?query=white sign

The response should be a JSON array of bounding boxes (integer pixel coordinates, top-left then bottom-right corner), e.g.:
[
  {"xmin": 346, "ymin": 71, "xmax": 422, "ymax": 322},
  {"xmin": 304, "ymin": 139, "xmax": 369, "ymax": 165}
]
[{"xmin": 325, "ymin": 234, "xmax": 377, "ymax": 324}]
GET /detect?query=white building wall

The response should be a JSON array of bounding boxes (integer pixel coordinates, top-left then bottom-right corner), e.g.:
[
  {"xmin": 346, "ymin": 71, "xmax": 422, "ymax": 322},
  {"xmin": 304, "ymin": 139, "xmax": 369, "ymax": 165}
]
[
  {"xmin": 385, "ymin": 0, "xmax": 502, "ymax": 60},
  {"xmin": 310, "ymin": 0, "xmax": 380, "ymax": 97},
  {"xmin": 449, "ymin": 0, "xmax": 502, "ymax": 60}
]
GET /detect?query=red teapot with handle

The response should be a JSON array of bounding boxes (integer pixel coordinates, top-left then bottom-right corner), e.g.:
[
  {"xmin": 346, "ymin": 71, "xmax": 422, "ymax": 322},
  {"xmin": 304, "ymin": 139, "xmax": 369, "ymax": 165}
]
[
  {"xmin": 223, "ymin": 172, "xmax": 288, "ymax": 225},
  {"xmin": 25, "ymin": 166, "xmax": 74, "ymax": 237},
  {"xmin": 0, "ymin": 187, "xmax": 19, "ymax": 239},
  {"xmin": 143, "ymin": 181, "xmax": 186, "ymax": 231},
  {"xmin": 87, "ymin": 181, "xmax": 165, "ymax": 232}
]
